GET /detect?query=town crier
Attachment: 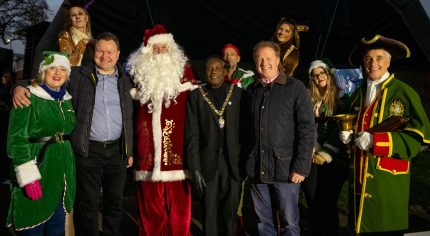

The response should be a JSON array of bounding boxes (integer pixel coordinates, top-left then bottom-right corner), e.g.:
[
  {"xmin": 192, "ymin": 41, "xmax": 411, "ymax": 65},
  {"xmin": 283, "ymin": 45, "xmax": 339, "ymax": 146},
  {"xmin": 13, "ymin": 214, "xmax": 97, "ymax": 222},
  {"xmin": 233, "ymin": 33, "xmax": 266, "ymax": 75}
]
[{"xmin": 320, "ymin": 35, "xmax": 430, "ymax": 235}]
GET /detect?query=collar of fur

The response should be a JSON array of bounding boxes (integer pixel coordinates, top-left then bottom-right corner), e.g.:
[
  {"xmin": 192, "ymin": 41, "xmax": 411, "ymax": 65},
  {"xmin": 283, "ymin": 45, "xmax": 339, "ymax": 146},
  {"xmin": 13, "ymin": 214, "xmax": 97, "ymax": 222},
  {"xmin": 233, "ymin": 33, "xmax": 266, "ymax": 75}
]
[{"xmin": 28, "ymin": 85, "xmax": 72, "ymax": 101}]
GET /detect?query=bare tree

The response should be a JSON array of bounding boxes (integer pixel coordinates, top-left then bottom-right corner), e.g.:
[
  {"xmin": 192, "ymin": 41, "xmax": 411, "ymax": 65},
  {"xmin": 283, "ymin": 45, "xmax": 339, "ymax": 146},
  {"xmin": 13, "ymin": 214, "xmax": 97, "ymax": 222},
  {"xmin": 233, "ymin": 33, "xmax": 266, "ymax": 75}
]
[{"xmin": 0, "ymin": 0, "xmax": 50, "ymax": 44}]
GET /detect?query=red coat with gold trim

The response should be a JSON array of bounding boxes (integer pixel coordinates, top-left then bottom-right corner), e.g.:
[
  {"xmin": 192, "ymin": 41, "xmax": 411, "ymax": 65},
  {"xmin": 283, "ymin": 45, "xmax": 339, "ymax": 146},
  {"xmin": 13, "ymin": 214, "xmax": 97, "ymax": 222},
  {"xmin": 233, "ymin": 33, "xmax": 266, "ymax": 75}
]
[
  {"xmin": 346, "ymin": 74, "xmax": 430, "ymax": 233},
  {"xmin": 134, "ymin": 66, "xmax": 197, "ymax": 182}
]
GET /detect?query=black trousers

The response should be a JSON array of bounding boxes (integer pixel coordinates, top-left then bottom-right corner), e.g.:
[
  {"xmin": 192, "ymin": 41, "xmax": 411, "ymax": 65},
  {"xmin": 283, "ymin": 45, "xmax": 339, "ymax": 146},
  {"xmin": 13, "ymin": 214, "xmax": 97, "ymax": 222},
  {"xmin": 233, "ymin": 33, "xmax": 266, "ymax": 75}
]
[
  {"xmin": 74, "ymin": 140, "xmax": 127, "ymax": 236},
  {"xmin": 311, "ymin": 160, "xmax": 348, "ymax": 236},
  {"xmin": 202, "ymin": 152, "xmax": 241, "ymax": 236},
  {"xmin": 301, "ymin": 163, "xmax": 318, "ymax": 205}
]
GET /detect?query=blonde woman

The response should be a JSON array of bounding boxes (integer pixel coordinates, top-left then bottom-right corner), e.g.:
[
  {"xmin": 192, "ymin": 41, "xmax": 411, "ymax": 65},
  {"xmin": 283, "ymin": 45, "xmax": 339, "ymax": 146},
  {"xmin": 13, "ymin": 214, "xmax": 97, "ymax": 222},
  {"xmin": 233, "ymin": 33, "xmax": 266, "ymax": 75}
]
[
  {"xmin": 58, "ymin": 5, "xmax": 92, "ymax": 66},
  {"xmin": 7, "ymin": 52, "xmax": 76, "ymax": 235},
  {"xmin": 308, "ymin": 59, "xmax": 348, "ymax": 236}
]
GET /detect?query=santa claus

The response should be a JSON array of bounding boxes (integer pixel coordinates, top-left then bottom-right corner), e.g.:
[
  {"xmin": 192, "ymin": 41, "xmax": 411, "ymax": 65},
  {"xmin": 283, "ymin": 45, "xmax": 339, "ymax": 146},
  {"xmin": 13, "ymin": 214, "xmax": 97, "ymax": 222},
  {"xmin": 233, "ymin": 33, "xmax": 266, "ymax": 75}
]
[{"xmin": 127, "ymin": 24, "xmax": 197, "ymax": 236}]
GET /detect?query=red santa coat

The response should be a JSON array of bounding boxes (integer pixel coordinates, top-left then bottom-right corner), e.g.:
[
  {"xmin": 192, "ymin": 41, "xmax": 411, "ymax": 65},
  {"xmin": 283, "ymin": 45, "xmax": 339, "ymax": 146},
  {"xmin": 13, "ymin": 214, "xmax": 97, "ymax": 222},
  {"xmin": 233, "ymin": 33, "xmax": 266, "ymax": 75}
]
[{"xmin": 134, "ymin": 66, "xmax": 196, "ymax": 182}]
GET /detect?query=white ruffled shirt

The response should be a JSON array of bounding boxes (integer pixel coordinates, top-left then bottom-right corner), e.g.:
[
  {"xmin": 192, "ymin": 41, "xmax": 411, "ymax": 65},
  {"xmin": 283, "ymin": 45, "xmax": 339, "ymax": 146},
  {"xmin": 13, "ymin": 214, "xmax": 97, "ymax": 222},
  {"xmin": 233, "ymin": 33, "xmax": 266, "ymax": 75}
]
[{"xmin": 365, "ymin": 72, "xmax": 390, "ymax": 107}]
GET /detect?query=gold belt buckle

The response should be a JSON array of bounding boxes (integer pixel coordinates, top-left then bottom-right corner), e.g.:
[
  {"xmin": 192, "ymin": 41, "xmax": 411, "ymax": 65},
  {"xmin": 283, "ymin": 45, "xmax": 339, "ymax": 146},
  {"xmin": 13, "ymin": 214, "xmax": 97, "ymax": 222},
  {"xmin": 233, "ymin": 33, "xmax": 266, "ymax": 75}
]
[{"xmin": 54, "ymin": 132, "xmax": 64, "ymax": 142}]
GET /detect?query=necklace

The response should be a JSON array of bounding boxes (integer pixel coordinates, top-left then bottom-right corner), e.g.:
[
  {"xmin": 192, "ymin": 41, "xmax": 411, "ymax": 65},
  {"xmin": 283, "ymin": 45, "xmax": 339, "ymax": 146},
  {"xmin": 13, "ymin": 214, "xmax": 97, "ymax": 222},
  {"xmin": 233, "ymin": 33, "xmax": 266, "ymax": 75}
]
[{"xmin": 199, "ymin": 84, "xmax": 234, "ymax": 128}]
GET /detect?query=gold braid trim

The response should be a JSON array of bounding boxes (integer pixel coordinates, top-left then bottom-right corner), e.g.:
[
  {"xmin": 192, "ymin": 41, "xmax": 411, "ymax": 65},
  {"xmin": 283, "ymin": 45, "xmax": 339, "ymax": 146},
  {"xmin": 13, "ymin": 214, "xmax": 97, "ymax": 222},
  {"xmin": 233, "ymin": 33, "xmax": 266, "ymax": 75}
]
[{"xmin": 198, "ymin": 84, "xmax": 234, "ymax": 117}]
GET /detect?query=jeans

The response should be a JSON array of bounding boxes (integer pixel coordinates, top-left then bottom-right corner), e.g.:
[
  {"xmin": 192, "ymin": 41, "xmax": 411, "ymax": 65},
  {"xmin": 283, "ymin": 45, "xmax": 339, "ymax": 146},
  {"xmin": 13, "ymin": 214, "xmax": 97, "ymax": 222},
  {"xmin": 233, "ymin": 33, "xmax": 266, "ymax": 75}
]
[
  {"xmin": 251, "ymin": 182, "xmax": 301, "ymax": 236},
  {"xmin": 20, "ymin": 202, "xmax": 65, "ymax": 236}
]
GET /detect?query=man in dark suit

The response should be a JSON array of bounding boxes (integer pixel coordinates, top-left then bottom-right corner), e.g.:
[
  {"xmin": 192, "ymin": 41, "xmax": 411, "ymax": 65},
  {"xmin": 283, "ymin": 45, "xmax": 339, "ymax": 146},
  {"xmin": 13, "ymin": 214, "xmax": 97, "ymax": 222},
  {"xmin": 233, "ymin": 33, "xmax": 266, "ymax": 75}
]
[{"xmin": 185, "ymin": 56, "xmax": 242, "ymax": 236}]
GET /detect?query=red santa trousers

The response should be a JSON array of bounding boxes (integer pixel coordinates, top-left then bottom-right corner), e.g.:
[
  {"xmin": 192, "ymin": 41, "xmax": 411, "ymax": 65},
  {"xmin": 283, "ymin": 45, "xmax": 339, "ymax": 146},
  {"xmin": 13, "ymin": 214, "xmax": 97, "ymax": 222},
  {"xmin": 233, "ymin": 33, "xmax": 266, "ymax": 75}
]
[{"xmin": 137, "ymin": 180, "xmax": 191, "ymax": 236}]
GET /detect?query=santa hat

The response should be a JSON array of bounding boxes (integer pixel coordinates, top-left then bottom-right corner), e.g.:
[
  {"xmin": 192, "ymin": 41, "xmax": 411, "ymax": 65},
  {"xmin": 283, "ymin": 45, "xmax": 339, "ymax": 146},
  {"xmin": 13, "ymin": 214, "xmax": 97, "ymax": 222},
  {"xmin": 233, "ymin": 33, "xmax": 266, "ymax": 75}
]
[
  {"xmin": 39, "ymin": 51, "xmax": 71, "ymax": 74},
  {"xmin": 222, "ymin": 43, "xmax": 241, "ymax": 57},
  {"xmin": 349, "ymin": 34, "xmax": 410, "ymax": 67},
  {"xmin": 143, "ymin": 24, "xmax": 174, "ymax": 47},
  {"xmin": 308, "ymin": 58, "xmax": 335, "ymax": 74}
]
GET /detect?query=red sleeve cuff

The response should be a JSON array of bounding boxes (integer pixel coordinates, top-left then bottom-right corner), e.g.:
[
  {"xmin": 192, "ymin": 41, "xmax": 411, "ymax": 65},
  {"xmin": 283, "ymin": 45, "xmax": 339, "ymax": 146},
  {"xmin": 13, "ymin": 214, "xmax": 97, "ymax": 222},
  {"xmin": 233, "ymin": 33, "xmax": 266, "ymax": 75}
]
[{"xmin": 373, "ymin": 132, "xmax": 392, "ymax": 157}]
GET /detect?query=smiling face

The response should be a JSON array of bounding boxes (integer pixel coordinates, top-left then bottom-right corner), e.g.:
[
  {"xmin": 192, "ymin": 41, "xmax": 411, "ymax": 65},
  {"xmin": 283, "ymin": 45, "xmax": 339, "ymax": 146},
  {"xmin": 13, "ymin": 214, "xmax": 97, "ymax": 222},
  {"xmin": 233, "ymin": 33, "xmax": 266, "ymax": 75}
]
[
  {"xmin": 94, "ymin": 39, "xmax": 120, "ymax": 74},
  {"xmin": 276, "ymin": 23, "xmax": 294, "ymax": 44},
  {"xmin": 68, "ymin": 6, "xmax": 89, "ymax": 32},
  {"xmin": 255, "ymin": 46, "xmax": 280, "ymax": 80},
  {"xmin": 363, "ymin": 49, "xmax": 391, "ymax": 81},
  {"xmin": 311, "ymin": 67, "xmax": 328, "ymax": 89},
  {"xmin": 152, "ymin": 43, "xmax": 169, "ymax": 55},
  {"xmin": 206, "ymin": 58, "xmax": 226, "ymax": 89},
  {"xmin": 43, "ymin": 66, "xmax": 69, "ymax": 89}
]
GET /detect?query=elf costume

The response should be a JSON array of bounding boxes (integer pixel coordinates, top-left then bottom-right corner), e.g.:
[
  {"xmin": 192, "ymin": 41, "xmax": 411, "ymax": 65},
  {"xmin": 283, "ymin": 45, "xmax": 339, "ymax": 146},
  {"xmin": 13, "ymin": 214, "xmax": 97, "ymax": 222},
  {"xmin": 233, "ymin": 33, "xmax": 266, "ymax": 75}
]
[{"xmin": 7, "ymin": 52, "xmax": 76, "ymax": 232}]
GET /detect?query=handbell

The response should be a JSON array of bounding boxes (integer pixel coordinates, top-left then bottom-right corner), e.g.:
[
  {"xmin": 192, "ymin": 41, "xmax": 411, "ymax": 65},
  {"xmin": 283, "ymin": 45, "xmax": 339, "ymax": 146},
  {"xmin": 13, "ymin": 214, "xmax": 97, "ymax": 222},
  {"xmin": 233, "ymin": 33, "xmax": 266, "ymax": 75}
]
[
  {"xmin": 333, "ymin": 113, "xmax": 356, "ymax": 156},
  {"xmin": 333, "ymin": 114, "xmax": 356, "ymax": 131}
]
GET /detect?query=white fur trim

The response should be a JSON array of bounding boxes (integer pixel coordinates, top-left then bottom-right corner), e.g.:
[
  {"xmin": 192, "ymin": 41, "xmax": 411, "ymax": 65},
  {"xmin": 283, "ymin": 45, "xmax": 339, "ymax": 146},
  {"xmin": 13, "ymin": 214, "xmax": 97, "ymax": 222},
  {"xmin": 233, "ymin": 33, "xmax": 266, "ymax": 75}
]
[
  {"xmin": 28, "ymin": 85, "xmax": 71, "ymax": 101},
  {"xmin": 239, "ymin": 68, "xmax": 255, "ymax": 78},
  {"xmin": 318, "ymin": 151, "xmax": 333, "ymax": 163},
  {"xmin": 39, "ymin": 54, "xmax": 71, "ymax": 74},
  {"xmin": 134, "ymin": 170, "xmax": 189, "ymax": 182},
  {"xmin": 308, "ymin": 60, "xmax": 330, "ymax": 76},
  {"xmin": 178, "ymin": 81, "xmax": 198, "ymax": 93},
  {"xmin": 147, "ymin": 33, "xmax": 174, "ymax": 46},
  {"xmin": 151, "ymin": 100, "xmax": 163, "ymax": 180},
  {"xmin": 14, "ymin": 160, "xmax": 41, "ymax": 187},
  {"xmin": 139, "ymin": 87, "xmax": 195, "ymax": 182}
]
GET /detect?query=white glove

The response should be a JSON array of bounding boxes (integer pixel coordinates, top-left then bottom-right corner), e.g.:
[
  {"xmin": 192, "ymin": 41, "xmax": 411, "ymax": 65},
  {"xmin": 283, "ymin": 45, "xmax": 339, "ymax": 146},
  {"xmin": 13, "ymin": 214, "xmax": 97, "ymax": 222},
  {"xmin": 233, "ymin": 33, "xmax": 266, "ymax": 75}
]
[
  {"xmin": 339, "ymin": 130, "xmax": 353, "ymax": 144},
  {"xmin": 355, "ymin": 132, "xmax": 373, "ymax": 151}
]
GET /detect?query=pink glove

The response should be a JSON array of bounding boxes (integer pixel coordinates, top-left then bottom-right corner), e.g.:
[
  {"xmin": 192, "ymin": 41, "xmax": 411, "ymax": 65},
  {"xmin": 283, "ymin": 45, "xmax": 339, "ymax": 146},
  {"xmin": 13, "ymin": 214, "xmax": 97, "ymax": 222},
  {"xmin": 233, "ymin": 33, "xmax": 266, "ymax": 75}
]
[{"xmin": 24, "ymin": 180, "xmax": 43, "ymax": 200}]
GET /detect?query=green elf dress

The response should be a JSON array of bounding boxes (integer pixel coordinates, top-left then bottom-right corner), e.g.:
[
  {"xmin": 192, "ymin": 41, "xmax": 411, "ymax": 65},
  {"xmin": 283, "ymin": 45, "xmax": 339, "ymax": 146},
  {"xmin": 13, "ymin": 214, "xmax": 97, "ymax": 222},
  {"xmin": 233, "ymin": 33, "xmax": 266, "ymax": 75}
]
[
  {"xmin": 345, "ymin": 74, "xmax": 430, "ymax": 234},
  {"xmin": 7, "ymin": 85, "xmax": 76, "ymax": 231}
]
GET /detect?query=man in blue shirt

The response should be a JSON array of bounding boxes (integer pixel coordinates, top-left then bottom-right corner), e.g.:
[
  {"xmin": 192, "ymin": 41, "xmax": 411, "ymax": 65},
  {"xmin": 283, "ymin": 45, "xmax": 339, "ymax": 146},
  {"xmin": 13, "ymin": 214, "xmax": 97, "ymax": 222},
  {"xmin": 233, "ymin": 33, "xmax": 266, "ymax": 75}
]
[{"xmin": 13, "ymin": 32, "xmax": 134, "ymax": 236}]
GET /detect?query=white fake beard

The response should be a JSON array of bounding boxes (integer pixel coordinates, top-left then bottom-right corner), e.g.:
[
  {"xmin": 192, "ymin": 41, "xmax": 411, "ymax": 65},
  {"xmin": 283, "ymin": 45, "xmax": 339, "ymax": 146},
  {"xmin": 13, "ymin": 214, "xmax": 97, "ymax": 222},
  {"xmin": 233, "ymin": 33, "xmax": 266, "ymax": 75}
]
[{"xmin": 130, "ymin": 53, "xmax": 184, "ymax": 112}]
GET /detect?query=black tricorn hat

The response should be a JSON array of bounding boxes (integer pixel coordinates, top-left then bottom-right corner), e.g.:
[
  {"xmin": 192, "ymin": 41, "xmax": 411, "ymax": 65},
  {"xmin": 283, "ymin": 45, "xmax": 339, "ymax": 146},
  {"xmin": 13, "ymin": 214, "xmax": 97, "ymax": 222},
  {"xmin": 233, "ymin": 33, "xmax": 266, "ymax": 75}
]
[{"xmin": 349, "ymin": 34, "xmax": 410, "ymax": 67}]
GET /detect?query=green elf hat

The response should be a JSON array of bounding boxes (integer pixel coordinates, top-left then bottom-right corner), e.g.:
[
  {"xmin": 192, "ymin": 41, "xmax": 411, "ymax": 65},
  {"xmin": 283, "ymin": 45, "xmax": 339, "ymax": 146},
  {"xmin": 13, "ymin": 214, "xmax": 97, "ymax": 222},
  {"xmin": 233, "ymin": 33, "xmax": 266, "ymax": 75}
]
[
  {"xmin": 39, "ymin": 51, "xmax": 71, "ymax": 74},
  {"xmin": 349, "ymin": 34, "xmax": 410, "ymax": 67}
]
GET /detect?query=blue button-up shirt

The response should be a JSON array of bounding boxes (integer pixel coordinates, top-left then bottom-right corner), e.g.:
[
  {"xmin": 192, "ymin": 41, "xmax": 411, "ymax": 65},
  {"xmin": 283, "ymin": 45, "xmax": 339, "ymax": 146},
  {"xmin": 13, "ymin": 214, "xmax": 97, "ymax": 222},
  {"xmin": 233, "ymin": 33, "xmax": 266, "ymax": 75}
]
[{"xmin": 90, "ymin": 67, "xmax": 123, "ymax": 141}]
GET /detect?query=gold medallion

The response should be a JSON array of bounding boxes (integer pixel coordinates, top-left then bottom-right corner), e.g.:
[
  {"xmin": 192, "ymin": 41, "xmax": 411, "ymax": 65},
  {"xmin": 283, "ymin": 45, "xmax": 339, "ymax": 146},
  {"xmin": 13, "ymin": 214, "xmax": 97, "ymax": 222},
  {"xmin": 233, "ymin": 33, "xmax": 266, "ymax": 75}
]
[
  {"xmin": 389, "ymin": 98, "xmax": 405, "ymax": 117},
  {"xmin": 219, "ymin": 117, "xmax": 225, "ymax": 128},
  {"xmin": 199, "ymin": 85, "xmax": 235, "ymax": 130}
]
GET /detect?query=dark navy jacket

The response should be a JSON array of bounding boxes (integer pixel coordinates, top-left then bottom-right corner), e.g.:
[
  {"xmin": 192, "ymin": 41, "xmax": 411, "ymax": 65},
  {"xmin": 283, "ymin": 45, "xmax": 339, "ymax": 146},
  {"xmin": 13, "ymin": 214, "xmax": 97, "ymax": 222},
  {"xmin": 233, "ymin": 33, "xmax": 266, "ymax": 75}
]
[
  {"xmin": 244, "ymin": 71, "xmax": 315, "ymax": 183},
  {"xmin": 68, "ymin": 63, "xmax": 134, "ymax": 158}
]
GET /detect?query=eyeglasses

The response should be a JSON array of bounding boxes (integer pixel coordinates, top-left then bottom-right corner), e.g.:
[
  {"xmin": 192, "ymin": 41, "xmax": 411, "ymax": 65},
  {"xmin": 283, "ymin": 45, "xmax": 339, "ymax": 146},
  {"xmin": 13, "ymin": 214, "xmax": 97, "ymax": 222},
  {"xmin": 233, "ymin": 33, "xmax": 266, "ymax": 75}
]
[{"xmin": 312, "ymin": 71, "xmax": 327, "ymax": 79}]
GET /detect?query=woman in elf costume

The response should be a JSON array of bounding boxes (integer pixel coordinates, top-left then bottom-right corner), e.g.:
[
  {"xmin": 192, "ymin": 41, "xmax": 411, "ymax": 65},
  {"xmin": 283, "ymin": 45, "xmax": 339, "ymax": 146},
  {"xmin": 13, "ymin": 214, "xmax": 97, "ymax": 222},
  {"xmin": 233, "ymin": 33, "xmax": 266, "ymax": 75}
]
[
  {"xmin": 308, "ymin": 59, "xmax": 348, "ymax": 235},
  {"xmin": 7, "ymin": 51, "xmax": 76, "ymax": 235}
]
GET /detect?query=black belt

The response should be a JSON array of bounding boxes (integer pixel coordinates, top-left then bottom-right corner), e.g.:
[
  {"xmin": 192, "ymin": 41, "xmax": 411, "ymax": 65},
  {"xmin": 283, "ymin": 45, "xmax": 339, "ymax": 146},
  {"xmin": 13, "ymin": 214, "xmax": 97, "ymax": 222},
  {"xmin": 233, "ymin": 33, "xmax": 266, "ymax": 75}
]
[
  {"xmin": 89, "ymin": 139, "xmax": 120, "ymax": 147},
  {"xmin": 28, "ymin": 133, "xmax": 70, "ymax": 165}
]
